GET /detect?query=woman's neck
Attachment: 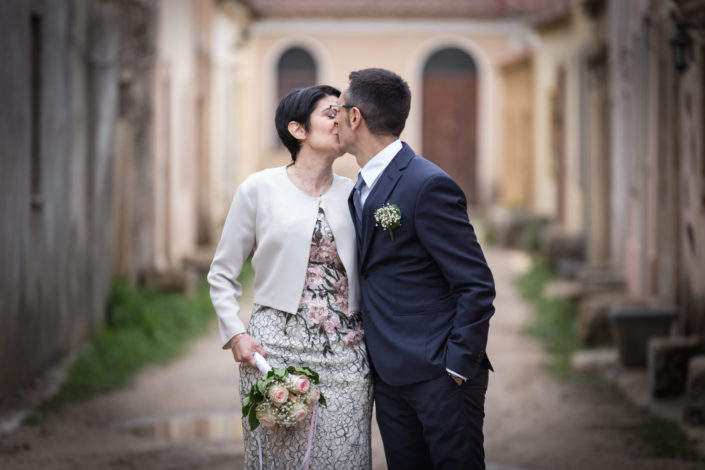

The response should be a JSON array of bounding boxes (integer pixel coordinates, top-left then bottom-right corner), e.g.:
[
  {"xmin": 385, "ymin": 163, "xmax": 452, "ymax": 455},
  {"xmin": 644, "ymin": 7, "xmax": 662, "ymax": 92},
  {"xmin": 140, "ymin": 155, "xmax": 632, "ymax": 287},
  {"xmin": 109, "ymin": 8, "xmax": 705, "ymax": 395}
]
[{"xmin": 287, "ymin": 153, "xmax": 334, "ymax": 197}]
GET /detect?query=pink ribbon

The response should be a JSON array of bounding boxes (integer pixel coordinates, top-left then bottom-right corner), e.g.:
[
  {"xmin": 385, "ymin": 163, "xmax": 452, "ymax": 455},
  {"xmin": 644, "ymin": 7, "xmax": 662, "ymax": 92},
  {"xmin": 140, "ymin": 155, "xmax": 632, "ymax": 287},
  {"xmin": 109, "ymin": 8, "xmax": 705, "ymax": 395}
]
[
  {"xmin": 300, "ymin": 401, "xmax": 319, "ymax": 470},
  {"xmin": 255, "ymin": 401, "xmax": 319, "ymax": 470}
]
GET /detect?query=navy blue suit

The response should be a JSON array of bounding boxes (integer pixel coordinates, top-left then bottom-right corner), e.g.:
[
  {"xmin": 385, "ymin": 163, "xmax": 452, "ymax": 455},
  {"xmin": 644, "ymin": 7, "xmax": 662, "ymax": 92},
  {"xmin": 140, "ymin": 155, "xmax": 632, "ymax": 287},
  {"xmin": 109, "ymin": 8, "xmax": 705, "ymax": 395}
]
[{"xmin": 350, "ymin": 143, "xmax": 495, "ymax": 469}]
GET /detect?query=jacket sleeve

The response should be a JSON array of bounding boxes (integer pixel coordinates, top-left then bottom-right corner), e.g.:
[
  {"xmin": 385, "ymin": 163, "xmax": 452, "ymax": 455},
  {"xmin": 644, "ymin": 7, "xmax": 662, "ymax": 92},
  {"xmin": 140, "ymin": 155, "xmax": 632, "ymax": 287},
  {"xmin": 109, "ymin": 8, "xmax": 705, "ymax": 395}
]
[
  {"xmin": 207, "ymin": 177, "xmax": 257, "ymax": 349},
  {"xmin": 414, "ymin": 173, "xmax": 495, "ymax": 380}
]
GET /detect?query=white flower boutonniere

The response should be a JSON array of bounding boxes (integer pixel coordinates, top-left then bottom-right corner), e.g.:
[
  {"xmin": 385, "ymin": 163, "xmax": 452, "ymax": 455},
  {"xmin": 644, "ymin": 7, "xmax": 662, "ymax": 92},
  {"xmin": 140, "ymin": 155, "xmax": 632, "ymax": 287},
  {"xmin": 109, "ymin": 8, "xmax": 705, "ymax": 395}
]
[{"xmin": 374, "ymin": 203, "xmax": 402, "ymax": 241}]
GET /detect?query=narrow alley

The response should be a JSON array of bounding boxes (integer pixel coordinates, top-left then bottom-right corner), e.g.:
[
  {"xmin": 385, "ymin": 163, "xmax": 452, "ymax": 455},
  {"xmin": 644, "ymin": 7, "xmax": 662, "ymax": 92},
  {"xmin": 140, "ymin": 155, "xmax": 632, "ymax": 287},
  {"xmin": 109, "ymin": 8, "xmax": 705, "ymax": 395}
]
[{"xmin": 1, "ymin": 247, "xmax": 701, "ymax": 470}]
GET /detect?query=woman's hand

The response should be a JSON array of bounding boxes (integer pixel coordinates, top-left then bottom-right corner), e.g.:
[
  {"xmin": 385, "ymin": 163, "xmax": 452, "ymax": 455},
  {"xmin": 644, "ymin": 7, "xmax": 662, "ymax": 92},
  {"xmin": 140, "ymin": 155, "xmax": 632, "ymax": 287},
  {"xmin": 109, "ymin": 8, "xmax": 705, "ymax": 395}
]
[{"xmin": 229, "ymin": 333, "xmax": 267, "ymax": 368}]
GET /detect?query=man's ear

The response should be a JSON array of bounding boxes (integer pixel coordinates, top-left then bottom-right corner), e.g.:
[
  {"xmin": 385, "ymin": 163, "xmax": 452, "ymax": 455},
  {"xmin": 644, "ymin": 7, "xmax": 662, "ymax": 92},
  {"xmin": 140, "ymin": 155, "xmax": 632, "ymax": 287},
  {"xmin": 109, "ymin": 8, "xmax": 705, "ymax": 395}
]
[
  {"xmin": 349, "ymin": 108, "xmax": 363, "ymax": 131},
  {"xmin": 288, "ymin": 121, "xmax": 306, "ymax": 141}
]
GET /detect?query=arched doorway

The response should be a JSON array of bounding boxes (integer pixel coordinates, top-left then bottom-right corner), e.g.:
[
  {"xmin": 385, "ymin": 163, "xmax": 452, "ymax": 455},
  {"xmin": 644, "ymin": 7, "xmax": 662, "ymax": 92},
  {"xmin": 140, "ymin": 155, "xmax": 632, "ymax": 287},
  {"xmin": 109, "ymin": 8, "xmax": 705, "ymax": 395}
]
[
  {"xmin": 277, "ymin": 47, "xmax": 317, "ymax": 101},
  {"xmin": 422, "ymin": 48, "xmax": 478, "ymax": 204}
]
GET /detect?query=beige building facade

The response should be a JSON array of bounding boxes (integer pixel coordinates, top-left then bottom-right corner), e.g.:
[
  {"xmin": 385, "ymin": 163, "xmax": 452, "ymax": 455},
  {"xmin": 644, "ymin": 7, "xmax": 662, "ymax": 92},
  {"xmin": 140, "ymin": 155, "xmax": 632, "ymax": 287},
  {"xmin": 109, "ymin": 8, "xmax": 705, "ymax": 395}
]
[
  {"xmin": 527, "ymin": 3, "xmax": 594, "ymax": 234},
  {"xmin": 230, "ymin": 16, "xmax": 537, "ymax": 209}
]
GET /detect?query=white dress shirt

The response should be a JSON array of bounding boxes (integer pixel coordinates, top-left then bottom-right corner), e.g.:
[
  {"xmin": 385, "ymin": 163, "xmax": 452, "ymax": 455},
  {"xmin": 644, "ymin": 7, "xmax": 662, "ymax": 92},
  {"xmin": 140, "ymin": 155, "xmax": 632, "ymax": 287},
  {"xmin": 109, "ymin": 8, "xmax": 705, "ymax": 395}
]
[{"xmin": 357, "ymin": 139, "xmax": 402, "ymax": 206}]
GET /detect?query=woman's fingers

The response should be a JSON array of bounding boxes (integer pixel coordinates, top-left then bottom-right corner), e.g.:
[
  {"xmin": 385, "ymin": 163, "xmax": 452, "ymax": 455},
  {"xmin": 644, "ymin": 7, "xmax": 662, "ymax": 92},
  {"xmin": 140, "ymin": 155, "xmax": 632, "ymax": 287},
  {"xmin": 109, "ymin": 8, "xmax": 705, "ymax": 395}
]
[
  {"xmin": 255, "ymin": 341, "xmax": 267, "ymax": 358},
  {"xmin": 230, "ymin": 334, "xmax": 266, "ymax": 368}
]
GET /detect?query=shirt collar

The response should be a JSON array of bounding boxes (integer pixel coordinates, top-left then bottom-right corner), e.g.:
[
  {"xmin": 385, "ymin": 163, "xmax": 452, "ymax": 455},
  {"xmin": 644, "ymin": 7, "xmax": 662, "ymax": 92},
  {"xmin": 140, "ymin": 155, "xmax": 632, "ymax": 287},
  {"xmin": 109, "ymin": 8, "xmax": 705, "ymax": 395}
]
[{"xmin": 359, "ymin": 139, "xmax": 402, "ymax": 189}]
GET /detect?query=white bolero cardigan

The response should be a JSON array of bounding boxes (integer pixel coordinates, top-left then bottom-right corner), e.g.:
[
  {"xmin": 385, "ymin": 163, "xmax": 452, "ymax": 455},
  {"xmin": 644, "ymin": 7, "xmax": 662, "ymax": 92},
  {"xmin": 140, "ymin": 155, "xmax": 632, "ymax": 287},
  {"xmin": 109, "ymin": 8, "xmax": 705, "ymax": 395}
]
[{"xmin": 207, "ymin": 166, "xmax": 360, "ymax": 348}]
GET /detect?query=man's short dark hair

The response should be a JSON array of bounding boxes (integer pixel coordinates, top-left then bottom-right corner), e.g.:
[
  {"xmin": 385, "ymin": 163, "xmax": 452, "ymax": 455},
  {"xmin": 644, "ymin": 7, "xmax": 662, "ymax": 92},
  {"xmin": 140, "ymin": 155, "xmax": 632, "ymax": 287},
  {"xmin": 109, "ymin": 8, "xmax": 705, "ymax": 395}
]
[
  {"xmin": 346, "ymin": 68, "xmax": 410, "ymax": 137},
  {"xmin": 275, "ymin": 85, "xmax": 340, "ymax": 161}
]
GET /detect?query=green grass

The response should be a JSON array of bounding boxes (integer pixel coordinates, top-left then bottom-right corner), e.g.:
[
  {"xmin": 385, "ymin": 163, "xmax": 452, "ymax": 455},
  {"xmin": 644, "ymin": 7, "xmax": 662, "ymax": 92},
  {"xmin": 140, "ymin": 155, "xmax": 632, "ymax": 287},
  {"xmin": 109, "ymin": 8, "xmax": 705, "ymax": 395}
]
[
  {"xmin": 31, "ymin": 262, "xmax": 252, "ymax": 418},
  {"xmin": 516, "ymin": 256, "xmax": 580, "ymax": 379},
  {"xmin": 626, "ymin": 416, "xmax": 704, "ymax": 462}
]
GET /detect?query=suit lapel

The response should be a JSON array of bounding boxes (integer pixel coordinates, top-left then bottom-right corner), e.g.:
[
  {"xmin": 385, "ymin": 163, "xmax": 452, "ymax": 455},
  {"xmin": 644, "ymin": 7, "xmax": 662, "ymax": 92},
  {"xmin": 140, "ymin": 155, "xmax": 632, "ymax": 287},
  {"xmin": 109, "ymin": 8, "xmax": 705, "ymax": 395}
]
[{"xmin": 359, "ymin": 143, "xmax": 415, "ymax": 268}]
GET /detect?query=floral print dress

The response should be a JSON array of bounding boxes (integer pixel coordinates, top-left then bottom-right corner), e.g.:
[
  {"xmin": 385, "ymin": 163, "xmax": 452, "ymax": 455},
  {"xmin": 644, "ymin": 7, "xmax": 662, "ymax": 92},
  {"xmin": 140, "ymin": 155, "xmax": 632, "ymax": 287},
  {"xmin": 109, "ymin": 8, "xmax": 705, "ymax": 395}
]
[{"xmin": 240, "ymin": 208, "xmax": 372, "ymax": 469}]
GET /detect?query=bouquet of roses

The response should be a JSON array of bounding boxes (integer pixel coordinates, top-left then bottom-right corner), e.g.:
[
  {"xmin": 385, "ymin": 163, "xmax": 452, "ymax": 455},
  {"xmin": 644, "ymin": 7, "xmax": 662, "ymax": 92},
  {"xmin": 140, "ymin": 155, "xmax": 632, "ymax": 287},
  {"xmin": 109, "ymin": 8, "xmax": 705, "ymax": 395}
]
[{"xmin": 242, "ymin": 353, "xmax": 326, "ymax": 431}]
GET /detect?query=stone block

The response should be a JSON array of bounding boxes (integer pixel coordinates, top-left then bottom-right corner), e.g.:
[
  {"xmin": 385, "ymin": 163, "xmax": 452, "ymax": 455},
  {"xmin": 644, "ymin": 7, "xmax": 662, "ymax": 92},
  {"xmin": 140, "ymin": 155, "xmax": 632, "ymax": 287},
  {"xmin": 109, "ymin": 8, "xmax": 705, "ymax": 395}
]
[
  {"xmin": 684, "ymin": 355, "xmax": 705, "ymax": 426},
  {"xmin": 486, "ymin": 207, "xmax": 549, "ymax": 251},
  {"xmin": 576, "ymin": 293, "xmax": 635, "ymax": 347},
  {"xmin": 540, "ymin": 226, "xmax": 586, "ymax": 260},
  {"xmin": 139, "ymin": 269, "xmax": 198, "ymax": 295},
  {"xmin": 575, "ymin": 265, "xmax": 626, "ymax": 297},
  {"xmin": 577, "ymin": 299, "xmax": 614, "ymax": 347},
  {"xmin": 540, "ymin": 227, "xmax": 586, "ymax": 278},
  {"xmin": 648, "ymin": 336, "xmax": 705, "ymax": 398},
  {"xmin": 609, "ymin": 304, "xmax": 678, "ymax": 369}
]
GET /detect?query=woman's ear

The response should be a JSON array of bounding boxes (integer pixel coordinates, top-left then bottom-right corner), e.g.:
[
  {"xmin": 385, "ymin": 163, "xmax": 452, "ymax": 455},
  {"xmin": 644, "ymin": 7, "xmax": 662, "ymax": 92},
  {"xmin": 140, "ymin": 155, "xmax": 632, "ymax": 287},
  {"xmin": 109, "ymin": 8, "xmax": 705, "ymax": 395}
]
[{"xmin": 288, "ymin": 121, "xmax": 306, "ymax": 141}]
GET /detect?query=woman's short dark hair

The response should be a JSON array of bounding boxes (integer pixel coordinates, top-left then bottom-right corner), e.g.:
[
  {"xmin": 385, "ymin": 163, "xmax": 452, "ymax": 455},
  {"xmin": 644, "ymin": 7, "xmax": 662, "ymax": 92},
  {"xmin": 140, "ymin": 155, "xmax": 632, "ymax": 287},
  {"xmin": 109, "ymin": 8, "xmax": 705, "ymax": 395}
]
[
  {"xmin": 275, "ymin": 85, "xmax": 340, "ymax": 161},
  {"xmin": 346, "ymin": 68, "xmax": 410, "ymax": 137}
]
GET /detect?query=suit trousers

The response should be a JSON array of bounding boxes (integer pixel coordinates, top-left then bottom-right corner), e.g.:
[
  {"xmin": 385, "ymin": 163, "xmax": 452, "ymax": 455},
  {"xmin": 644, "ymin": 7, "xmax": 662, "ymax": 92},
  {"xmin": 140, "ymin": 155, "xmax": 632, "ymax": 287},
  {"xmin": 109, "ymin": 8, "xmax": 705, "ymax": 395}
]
[{"xmin": 374, "ymin": 368, "xmax": 489, "ymax": 470}]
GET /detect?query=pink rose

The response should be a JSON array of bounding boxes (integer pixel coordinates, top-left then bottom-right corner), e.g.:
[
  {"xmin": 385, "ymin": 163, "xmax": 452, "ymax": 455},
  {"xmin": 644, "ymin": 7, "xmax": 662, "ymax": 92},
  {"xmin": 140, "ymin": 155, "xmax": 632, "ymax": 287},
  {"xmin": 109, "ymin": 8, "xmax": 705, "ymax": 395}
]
[
  {"xmin": 256, "ymin": 403, "xmax": 276, "ymax": 427},
  {"xmin": 344, "ymin": 325, "xmax": 364, "ymax": 349},
  {"xmin": 311, "ymin": 238, "xmax": 337, "ymax": 263},
  {"xmin": 306, "ymin": 297, "xmax": 328, "ymax": 324},
  {"xmin": 333, "ymin": 277, "xmax": 349, "ymax": 297},
  {"xmin": 324, "ymin": 315, "xmax": 341, "ymax": 334},
  {"xmin": 304, "ymin": 266, "xmax": 324, "ymax": 290},
  {"xmin": 334, "ymin": 293, "xmax": 349, "ymax": 315},
  {"xmin": 289, "ymin": 402, "xmax": 309, "ymax": 423},
  {"xmin": 268, "ymin": 384, "xmax": 289, "ymax": 405},
  {"xmin": 289, "ymin": 374, "xmax": 310, "ymax": 393}
]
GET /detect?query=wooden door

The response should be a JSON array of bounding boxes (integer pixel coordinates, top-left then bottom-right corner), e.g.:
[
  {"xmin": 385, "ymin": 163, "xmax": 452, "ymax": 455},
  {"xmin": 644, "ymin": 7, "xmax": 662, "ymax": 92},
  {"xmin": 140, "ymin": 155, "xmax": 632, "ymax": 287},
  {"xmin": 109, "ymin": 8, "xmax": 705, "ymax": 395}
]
[{"xmin": 422, "ymin": 48, "xmax": 478, "ymax": 204}]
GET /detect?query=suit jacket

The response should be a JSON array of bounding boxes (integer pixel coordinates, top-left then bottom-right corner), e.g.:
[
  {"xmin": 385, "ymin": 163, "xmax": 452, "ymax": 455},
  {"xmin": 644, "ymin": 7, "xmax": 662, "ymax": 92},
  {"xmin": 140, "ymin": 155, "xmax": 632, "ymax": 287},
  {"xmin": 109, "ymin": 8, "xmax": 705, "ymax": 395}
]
[{"xmin": 349, "ymin": 142, "xmax": 495, "ymax": 386}]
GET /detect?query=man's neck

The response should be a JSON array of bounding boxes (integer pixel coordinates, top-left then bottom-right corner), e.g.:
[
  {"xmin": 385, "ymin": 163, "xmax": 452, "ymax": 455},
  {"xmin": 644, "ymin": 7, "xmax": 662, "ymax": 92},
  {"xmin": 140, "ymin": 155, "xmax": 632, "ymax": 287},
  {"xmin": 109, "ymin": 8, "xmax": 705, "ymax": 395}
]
[{"xmin": 355, "ymin": 135, "xmax": 398, "ymax": 168}]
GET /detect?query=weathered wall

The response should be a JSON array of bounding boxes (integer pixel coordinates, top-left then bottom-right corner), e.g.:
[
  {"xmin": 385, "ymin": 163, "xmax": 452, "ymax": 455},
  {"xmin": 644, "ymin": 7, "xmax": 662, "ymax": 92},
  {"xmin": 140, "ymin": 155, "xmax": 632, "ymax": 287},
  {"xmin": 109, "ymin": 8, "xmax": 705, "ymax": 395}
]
[
  {"xmin": 676, "ymin": 0, "xmax": 705, "ymax": 334},
  {"xmin": 112, "ymin": 0, "xmax": 157, "ymax": 280},
  {"xmin": 607, "ymin": 0, "xmax": 704, "ymax": 335},
  {"xmin": 0, "ymin": 0, "xmax": 121, "ymax": 401},
  {"xmin": 0, "ymin": 0, "xmax": 159, "ymax": 403}
]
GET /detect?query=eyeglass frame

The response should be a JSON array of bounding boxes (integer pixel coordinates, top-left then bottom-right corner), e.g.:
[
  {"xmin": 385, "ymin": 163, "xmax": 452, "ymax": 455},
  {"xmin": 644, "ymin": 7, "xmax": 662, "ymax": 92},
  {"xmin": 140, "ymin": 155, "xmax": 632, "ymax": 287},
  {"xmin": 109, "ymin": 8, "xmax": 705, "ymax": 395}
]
[{"xmin": 327, "ymin": 104, "xmax": 366, "ymax": 120}]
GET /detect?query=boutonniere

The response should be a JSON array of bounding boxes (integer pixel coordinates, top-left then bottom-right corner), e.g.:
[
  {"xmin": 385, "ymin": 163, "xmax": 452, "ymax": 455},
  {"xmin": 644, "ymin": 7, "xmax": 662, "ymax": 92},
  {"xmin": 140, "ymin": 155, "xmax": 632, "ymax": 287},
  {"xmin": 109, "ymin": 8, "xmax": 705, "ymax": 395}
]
[{"xmin": 374, "ymin": 203, "xmax": 402, "ymax": 241}]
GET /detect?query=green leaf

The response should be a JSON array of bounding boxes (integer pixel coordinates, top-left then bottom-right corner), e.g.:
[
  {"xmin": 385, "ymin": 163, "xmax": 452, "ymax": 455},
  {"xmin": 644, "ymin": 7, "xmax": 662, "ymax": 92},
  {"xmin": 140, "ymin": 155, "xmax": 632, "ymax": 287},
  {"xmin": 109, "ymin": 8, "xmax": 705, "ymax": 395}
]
[
  {"xmin": 242, "ymin": 397, "xmax": 252, "ymax": 417},
  {"xmin": 318, "ymin": 392, "xmax": 327, "ymax": 407},
  {"xmin": 257, "ymin": 379, "xmax": 268, "ymax": 396},
  {"xmin": 248, "ymin": 405, "xmax": 260, "ymax": 431}
]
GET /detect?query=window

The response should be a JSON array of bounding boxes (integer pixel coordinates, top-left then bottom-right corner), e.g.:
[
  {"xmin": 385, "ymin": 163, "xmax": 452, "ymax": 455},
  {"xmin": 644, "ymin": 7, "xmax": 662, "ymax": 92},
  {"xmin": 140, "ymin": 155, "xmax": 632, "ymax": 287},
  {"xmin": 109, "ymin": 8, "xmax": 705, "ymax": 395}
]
[
  {"xmin": 277, "ymin": 47, "xmax": 316, "ymax": 101},
  {"xmin": 423, "ymin": 47, "xmax": 476, "ymax": 77}
]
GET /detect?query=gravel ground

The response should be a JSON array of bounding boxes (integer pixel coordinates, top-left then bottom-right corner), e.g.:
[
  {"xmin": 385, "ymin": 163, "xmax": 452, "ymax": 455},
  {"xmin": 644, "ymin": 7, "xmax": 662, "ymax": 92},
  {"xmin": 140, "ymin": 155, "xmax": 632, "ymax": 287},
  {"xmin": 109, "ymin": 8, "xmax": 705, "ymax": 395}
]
[{"xmin": 1, "ymin": 247, "xmax": 702, "ymax": 470}]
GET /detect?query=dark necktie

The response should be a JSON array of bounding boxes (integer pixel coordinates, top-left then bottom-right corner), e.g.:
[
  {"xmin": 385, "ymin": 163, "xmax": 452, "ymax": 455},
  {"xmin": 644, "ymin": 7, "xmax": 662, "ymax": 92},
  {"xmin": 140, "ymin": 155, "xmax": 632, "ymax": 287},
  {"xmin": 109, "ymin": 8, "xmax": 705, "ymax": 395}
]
[{"xmin": 353, "ymin": 172, "xmax": 365, "ymax": 223}]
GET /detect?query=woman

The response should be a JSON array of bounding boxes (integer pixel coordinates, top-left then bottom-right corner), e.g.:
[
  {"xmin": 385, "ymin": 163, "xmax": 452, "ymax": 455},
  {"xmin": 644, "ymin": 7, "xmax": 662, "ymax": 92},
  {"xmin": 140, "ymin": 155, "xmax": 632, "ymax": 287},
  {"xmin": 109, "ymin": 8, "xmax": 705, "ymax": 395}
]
[{"xmin": 208, "ymin": 85, "xmax": 372, "ymax": 469}]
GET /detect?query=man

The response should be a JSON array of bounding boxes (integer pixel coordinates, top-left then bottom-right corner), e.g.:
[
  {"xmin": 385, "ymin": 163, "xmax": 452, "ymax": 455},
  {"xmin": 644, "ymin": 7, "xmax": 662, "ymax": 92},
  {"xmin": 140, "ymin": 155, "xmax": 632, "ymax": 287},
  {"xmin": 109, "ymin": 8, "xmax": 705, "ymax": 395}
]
[{"xmin": 334, "ymin": 68, "xmax": 495, "ymax": 469}]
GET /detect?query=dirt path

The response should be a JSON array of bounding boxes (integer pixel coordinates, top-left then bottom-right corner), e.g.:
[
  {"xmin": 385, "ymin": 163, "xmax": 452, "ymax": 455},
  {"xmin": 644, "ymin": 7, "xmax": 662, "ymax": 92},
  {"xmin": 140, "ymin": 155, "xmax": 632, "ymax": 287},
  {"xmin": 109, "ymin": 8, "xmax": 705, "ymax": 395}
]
[
  {"xmin": 0, "ymin": 247, "xmax": 702, "ymax": 469},
  {"xmin": 483, "ymin": 248, "xmax": 702, "ymax": 470}
]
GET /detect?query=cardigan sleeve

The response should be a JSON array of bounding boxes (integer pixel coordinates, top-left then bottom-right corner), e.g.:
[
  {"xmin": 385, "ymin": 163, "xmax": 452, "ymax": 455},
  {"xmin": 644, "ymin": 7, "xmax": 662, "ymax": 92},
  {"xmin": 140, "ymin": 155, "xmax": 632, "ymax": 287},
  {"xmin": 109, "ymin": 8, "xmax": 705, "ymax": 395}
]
[{"xmin": 207, "ymin": 177, "xmax": 257, "ymax": 349}]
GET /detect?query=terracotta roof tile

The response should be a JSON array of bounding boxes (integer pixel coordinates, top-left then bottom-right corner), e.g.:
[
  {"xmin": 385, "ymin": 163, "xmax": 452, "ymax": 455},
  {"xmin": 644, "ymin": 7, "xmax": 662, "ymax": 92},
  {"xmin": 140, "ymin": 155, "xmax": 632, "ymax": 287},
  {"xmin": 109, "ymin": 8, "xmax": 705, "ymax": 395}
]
[{"xmin": 248, "ymin": 0, "xmax": 571, "ymax": 19}]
